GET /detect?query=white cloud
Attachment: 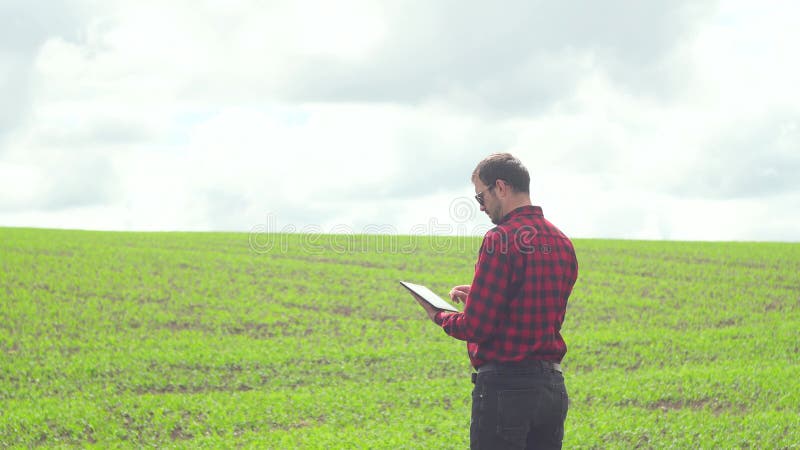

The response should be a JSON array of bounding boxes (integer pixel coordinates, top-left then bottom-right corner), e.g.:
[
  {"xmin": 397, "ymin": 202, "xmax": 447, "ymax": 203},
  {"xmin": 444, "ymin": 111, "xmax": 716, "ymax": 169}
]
[
  {"xmin": 0, "ymin": 161, "xmax": 48, "ymax": 210},
  {"xmin": 0, "ymin": 0, "xmax": 798, "ymax": 241}
]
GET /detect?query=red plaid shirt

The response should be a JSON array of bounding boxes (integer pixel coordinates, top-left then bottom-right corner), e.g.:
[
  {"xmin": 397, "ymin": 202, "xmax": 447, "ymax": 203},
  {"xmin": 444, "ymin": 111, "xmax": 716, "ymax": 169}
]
[{"xmin": 435, "ymin": 205, "xmax": 578, "ymax": 368}]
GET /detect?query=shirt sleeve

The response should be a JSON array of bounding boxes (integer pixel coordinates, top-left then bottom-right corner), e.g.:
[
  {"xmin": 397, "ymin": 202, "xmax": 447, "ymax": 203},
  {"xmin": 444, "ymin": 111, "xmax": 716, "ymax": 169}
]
[{"xmin": 438, "ymin": 230, "xmax": 510, "ymax": 342}]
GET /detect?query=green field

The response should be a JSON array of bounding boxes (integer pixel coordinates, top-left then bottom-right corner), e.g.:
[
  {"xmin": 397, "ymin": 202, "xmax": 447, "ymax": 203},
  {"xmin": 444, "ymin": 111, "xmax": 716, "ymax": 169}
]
[{"xmin": 1, "ymin": 227, "xmax": 798, "ymax": 448}]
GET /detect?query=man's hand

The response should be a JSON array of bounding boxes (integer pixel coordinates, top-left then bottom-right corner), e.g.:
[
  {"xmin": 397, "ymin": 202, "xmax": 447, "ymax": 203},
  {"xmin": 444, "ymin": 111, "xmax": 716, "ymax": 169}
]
[
  {"xmin": 412, "ymin": 293, "xmax": 442, "ymax": 322},
  {"xmin": 449, "ymin": 285, "xmax": 471, "ymax": 304}
]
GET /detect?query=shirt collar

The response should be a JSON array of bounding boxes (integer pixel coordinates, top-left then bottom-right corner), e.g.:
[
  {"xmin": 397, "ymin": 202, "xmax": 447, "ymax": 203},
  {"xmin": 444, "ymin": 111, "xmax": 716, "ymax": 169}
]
[{"xmin": 499, "ymin": 205, "xmax": 543, "ymax": 224}]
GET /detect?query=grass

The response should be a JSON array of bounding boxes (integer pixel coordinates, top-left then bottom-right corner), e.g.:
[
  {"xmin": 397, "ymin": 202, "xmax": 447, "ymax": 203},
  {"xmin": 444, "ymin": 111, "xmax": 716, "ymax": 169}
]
[{"xmin": 1, "ymin": 227, "xmax": 798, "ymax": 448}]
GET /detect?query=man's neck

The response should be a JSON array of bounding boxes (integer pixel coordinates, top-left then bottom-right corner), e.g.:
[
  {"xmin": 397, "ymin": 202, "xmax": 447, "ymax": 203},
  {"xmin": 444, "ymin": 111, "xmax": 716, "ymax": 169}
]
[{"xmin": 501, "ymin": 196, "xmax": 532, "ymax": 217}]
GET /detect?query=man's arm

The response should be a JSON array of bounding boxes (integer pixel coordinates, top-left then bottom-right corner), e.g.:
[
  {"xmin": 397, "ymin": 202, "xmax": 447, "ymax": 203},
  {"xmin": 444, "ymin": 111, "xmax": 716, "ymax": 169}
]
[{"xmin": 438, "ymin": 230, "xmax": 510, "ymax": 342}]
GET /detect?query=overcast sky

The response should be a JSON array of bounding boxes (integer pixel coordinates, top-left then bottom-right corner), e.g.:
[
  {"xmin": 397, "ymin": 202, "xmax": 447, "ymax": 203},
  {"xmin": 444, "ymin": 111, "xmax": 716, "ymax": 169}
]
[{"xmin": 1, "ymin": 0, "xmax": 798, "ymax": 241}]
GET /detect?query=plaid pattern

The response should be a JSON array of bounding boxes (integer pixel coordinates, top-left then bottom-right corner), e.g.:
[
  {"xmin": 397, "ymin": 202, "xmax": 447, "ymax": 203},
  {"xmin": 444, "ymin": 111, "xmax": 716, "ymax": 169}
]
[{"xmin": 436, "ymin": 205, "xmax": 578, "ymax": 368}]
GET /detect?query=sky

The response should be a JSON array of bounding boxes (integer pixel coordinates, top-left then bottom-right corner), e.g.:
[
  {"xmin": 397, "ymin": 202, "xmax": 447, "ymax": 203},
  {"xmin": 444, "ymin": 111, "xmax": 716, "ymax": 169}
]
[{"xmin": 1, "ymin": 0, "xmax": 798, "ymax": 241}]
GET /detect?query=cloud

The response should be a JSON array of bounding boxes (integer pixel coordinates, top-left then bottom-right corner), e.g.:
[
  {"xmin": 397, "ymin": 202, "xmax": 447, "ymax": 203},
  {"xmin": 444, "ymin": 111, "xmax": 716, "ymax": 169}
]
[
  {"xmin": 1, "ymin": 0, "xmax": 799, "ymax": 241},
  {"xmin": 279, "ymin": 1, "xmax": 716, "ymax": 114},
  {"xmin": 668, "ymin": 111, "xmax": 800, "ymax": 199},
  {"xmin": 0, "ymin": 149, "xmax": 118, "ymax": 212},
  {"xmin": 0, "ymin": 0, "xmax": 85, "ymax": 146},
  {"xmin": 44, "ymin": 153, "xmax": 118, "ymax": 210},
  {"xmin": 33, "ymin": 1, "xmax": 710, "ymax": 116}
]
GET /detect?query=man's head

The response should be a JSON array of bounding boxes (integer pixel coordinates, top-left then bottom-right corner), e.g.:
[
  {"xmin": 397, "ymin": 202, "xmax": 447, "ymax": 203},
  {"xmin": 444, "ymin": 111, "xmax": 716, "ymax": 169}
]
[{"xmin": 472, "ymin": 153, "xmax": 531, "ymax": 224}]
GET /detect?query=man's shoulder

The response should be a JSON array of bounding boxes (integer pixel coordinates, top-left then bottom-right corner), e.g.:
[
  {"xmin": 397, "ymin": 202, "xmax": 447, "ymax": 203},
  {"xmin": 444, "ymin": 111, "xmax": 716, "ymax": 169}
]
[
  {"xmin": 489, "ymin": 214, "xmax": 553, "ymax": 237},
  {"xmin": 485, "ymin": 216, "xmax": 575, "ymax": 252}
]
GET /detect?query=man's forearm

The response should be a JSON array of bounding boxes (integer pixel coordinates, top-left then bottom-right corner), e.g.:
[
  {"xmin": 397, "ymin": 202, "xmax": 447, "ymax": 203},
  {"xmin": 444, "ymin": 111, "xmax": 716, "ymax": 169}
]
[{"xmin": 437, "ymin": 311, "xmax": 473, "ymax": 341}]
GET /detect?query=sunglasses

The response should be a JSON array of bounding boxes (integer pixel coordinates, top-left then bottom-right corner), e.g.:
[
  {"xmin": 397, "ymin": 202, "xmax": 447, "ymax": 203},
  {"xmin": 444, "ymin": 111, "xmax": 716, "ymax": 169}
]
[{"xmin": 474, "ymin": 182, "xmax": 497, "ymax": 206}]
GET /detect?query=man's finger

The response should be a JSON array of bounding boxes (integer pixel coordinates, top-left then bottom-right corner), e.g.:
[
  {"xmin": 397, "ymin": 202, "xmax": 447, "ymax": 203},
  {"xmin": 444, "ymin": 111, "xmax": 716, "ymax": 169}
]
[{"xmin": 450, "ymin": 290, "xmax": 467, "ymax": 303}]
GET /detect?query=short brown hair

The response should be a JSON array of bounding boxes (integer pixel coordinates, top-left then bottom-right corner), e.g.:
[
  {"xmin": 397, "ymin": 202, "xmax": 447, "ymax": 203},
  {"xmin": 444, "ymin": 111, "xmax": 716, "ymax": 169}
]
[{"xmin": 472, "ymin": 153, "xmax": 530, "ymax": 193}]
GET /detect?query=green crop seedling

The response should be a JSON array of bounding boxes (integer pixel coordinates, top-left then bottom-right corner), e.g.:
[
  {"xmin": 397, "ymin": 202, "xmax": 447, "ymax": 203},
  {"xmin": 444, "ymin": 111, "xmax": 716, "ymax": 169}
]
[{"xmin": 0, "ymin": 228, "xmax": 798, "ymax": 448}]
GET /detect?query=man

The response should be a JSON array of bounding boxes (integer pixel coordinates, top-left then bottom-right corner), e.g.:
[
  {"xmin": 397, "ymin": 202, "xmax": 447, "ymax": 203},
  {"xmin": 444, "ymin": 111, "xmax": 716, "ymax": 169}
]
[{"xmin": 414, "ymin": 153, "xmax": 578, "ymax": 449}]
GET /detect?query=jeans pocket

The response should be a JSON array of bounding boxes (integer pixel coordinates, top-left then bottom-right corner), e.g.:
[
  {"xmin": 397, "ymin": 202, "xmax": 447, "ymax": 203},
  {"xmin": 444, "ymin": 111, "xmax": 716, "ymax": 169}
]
[
  {"xmin": 559, "ymin": 383, "xmax": 569, "ymax": 423},
  {"xmin": 497, "ymin": 389, "xmax": 537, "ymax": 447}
]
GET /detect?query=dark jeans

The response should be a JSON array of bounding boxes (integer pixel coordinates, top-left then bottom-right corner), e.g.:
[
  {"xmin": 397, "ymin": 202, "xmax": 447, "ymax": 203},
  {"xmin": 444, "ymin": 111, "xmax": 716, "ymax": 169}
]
[{"xmin": 470, "ymin": 364, "xmax": 568, "ymax": 450}]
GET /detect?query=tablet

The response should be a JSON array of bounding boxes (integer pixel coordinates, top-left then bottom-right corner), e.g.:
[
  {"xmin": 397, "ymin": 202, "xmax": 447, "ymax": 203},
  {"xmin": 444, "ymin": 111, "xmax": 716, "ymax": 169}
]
[{"xmin": 399, "ymin": 281, "xmax": 459, "ymax": 312}]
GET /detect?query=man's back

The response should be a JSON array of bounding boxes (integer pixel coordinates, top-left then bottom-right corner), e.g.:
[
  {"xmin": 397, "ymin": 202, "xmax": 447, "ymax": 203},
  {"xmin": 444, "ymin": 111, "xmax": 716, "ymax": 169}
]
[{"xmin": 439, "ymin": 205, "xmax": 578, "ymax": 367}]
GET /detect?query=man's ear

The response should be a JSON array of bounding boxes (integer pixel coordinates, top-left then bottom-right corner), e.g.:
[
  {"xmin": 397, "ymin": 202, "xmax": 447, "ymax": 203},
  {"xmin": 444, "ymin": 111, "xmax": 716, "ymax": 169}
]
[{"xmin": 496, "ymin": 179, "xmax": 510, "ymax": 196}]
